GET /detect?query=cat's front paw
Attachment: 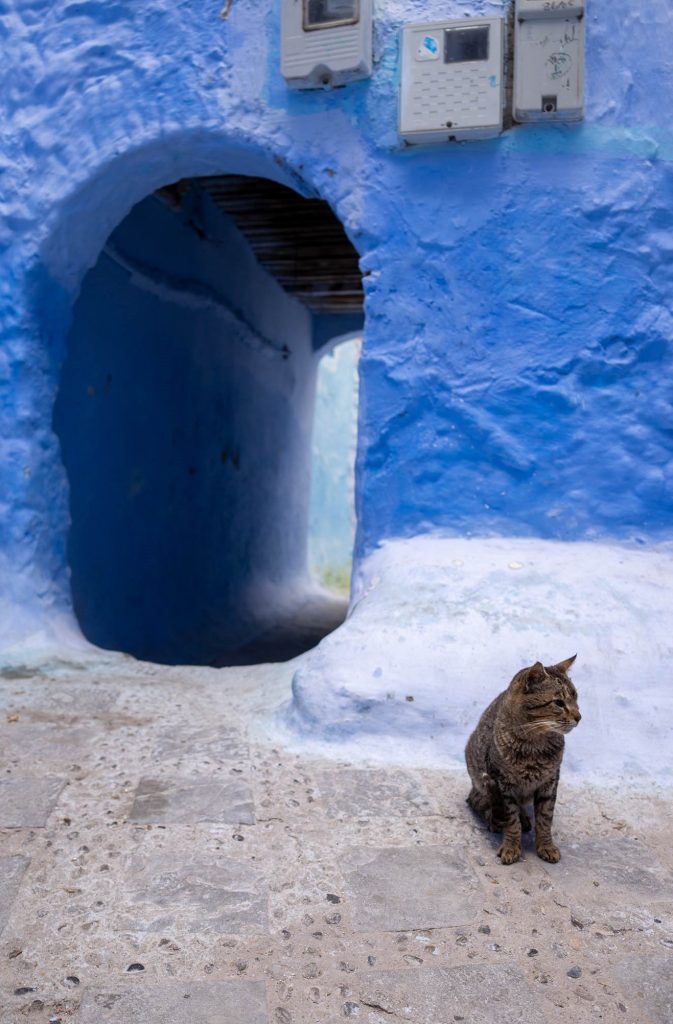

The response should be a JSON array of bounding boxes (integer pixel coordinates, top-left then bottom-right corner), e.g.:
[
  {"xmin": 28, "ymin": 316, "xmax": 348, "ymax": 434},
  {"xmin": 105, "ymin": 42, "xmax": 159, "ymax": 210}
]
[
  {"xmin": 497, "ymin": 841, "xmax": 521, "ymax": 865},
  {"xmin": 536, "ymin": 841, "xmax": 561, "ymax": 863}
]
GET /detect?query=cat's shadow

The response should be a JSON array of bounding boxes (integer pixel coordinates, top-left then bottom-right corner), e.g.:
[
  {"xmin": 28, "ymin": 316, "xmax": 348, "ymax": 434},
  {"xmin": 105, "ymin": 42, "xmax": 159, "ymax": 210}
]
[{"xmin": 465, "ymin": 801, "xmax": 541, "ymax": 862}]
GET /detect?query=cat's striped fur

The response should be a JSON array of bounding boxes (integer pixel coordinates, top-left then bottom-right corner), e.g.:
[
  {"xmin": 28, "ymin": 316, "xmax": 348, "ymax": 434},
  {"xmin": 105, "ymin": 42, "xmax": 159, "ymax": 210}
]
[{"xmin": 465, "ymin": 656, "xmax": 581, "ymax": 865}]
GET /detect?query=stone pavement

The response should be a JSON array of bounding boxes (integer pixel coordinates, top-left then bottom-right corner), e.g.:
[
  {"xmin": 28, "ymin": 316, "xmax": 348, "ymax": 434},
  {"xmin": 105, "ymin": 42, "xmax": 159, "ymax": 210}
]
[{"xmin": 1, "ymin": 658, "xmax": 672, "ymax": 1023}]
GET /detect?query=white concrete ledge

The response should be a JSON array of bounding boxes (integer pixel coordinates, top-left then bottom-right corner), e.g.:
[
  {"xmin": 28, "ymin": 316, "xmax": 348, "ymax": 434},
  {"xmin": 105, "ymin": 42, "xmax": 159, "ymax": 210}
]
[{"xmin": 289, "ymin": 536, "xmax": 673, "ymax": 784}]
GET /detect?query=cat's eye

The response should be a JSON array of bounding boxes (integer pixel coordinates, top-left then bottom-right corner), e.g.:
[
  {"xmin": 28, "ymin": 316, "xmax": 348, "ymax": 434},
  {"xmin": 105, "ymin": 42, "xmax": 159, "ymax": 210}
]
[{"xmin": 554, "ymin": 699, "xmax": 566, "ymax": 708}]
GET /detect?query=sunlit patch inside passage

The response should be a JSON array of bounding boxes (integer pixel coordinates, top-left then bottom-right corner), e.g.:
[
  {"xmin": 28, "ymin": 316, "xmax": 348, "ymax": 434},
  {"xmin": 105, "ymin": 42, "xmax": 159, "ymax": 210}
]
[{"xmin": 309, "ymin": 336, "xmax": 361, "ymax": 595}]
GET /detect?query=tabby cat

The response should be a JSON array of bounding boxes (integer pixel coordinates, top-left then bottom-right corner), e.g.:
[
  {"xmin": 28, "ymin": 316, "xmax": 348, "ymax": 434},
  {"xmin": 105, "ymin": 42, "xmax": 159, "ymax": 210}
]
[{"xmin": 465, "ymin": 655, "xmax": 581, "ymax": 865}]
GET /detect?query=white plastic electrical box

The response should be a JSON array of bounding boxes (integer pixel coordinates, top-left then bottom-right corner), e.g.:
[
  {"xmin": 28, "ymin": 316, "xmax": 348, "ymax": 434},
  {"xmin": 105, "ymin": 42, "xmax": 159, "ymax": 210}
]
[
  {"xmin": 399, "ymin": 17, "xmax": 505, "ymax": 144},
  {"xmin": 513, "ymin": 0, "xmax": 585, "ymax": 122},
  {"xmin": 281, "ymin": 0, "xmax": 373, "ymax": 89}
]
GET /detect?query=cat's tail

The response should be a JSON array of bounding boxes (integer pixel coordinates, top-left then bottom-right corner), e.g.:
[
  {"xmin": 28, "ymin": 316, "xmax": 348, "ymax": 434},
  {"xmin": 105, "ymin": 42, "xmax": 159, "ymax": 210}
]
[
  {"xmin": 466, "ymin": 778, "xmax": 492, "ymax": 816},
  {"xmin": 467, "ymin": 774, "xmax": 505, "ymax": 832}
]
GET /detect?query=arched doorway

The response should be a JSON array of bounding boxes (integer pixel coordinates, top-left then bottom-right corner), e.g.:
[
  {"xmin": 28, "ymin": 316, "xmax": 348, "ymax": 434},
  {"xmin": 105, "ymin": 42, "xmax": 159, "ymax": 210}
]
[{"xmin": 53, "ymin": 174, "xmax": 363, "ymax": 666}]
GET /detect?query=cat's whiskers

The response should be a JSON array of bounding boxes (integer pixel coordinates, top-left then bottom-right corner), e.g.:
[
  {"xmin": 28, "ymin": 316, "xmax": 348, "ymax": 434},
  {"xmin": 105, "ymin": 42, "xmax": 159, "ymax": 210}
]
[
  {"xmin": 521, "ymin": 720, "xmax": 556, "ymax": 732},
  {"xmin": 519, "ymin": 720, "xmax": 568, "ymax": 741}
]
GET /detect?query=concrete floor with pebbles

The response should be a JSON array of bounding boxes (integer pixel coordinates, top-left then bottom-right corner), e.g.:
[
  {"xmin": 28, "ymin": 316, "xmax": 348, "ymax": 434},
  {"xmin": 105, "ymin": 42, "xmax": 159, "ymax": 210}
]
[{"xmin": 1, "ymin": 657, "xmax": 672, "ymax": 1023}]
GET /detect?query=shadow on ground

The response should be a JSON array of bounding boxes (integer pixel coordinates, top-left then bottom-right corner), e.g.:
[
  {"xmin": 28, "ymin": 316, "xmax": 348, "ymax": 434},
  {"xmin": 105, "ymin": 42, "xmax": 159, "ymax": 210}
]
[{"xmin": 211, "ymin": 591, "xmax": 348, "ymax": 667}]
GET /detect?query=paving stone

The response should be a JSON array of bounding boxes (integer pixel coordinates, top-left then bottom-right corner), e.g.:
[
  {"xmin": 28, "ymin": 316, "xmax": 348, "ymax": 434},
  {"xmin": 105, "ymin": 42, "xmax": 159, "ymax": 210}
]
[
  {"xmin": 0, "ymin": 666, "xmax": 38, "ymax": 680},
  {"xmin": 613, "ymin": 955, "xmax": 673, "ymax": 1023},
  {"xmin": 355, "ymin": 965, "xmax": 549, "ymax": 1023},
  {"xmin": 0, "ymin": 721, "xmax": 93, "ymax": 766},
  {"xmin": 153, "ymin": 727, "xmax": 248, "ymax": 764},
  {"xmin": 543, "ymin": 838, "xmax": 673, "ymax": 903},
  {"xmin": 316, "ymin": 768, "xmax": 438, "ymax": 818},
  {"xmin": 129, "ymin": 776, "xmax": 255, "ymax": 825},
  {"xmin": 126, "ymin": 850, "xmax": 267, "ymax": 933},
  {"xmin": 0, "ymin": 776, "xmax": 66, "ymax": 827},
  {"xmin": 0, "ymin": 856, "xmax": 29, "ymax": 936},
  {"xmin": 8, "ymin": 685, "xmax": 119, "ymax": 715},
  {"xmin": 340, "ymin": 845, "xmax": 482, "ymax": 932},
  {"xmin": 78, "ymin": 980, "xmax": 268, "ymax": 1023}
]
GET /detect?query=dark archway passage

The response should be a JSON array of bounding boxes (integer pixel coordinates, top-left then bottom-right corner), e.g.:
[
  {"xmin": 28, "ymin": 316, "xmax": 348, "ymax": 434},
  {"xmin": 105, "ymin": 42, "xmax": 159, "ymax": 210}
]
[{"xmin": 53, "ymin": 175, "xmax": 363, "ymax": 666}]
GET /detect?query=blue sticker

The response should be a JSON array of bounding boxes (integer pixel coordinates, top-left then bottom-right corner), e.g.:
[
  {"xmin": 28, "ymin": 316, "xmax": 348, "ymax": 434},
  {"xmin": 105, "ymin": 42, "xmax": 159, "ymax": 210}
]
[
  {"xmin": 423, "ymin": 35, "xmax": 438, "ymax": 54},
  {"xmin": 489, "ymin": 74, "xmax": 498, "ymax": 87}
]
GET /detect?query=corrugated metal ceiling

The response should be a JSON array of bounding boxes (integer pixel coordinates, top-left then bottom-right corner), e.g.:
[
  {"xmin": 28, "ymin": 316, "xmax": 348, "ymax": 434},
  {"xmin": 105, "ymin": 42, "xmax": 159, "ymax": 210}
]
[{"xmin": 195, "ymin": 175, "xmax": 364, "ymax": 315}]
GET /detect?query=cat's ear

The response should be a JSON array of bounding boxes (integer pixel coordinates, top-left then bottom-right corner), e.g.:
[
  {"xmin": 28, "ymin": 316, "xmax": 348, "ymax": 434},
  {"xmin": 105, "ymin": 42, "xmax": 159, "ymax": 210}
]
[
  {"xmin": 524, "ymin": 662, "xmax": 547, "ymax": 691},
  {"xmin": 552, "ymin": 654, "xmax": 577, "ymax": 674}
]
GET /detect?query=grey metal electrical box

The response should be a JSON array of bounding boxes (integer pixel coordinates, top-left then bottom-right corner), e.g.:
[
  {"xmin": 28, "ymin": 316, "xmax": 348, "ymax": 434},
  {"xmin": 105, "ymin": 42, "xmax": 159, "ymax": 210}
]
[
  {"xmin": 399, "ymin": 17, "xmax": 505, "ymax": 144},
  {"xmin": 281, "ymin": 0, "xmax": 373, "ymax": 89},
  {"xmin": 513, "ymin": 0, "xmax": 585, "ymax": 122}
]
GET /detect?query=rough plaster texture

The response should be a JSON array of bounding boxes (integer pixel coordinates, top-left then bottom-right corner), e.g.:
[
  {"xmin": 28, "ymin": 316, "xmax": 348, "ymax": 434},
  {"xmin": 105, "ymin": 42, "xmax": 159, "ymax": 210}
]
[{"xmin": 1, "ymin": 0, "xmax": 673, "ymax": 649}]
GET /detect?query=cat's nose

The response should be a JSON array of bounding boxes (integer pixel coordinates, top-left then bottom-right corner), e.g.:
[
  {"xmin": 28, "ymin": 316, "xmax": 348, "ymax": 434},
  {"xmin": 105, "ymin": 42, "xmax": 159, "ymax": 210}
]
[{"xmin": 573, "ymin": 710, "xmax": 581, "ymax": 723}]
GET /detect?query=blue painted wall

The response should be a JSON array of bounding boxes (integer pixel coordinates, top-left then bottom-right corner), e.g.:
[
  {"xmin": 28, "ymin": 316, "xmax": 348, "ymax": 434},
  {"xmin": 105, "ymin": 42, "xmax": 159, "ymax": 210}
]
[
  {"xmin": 1, "ymin": 0, "xmax": 672, "ymax": 649},
  {"xmin": 53, "ymin": 188, "xmax": 316, "ymax": 663}
]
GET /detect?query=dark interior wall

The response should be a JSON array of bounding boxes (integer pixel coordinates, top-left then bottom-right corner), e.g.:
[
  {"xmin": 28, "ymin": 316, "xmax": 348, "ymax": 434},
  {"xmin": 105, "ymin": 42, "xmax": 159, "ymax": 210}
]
[{"xmin": 54, "ymin": 186, "xmax": 316, "ymax": 664}]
